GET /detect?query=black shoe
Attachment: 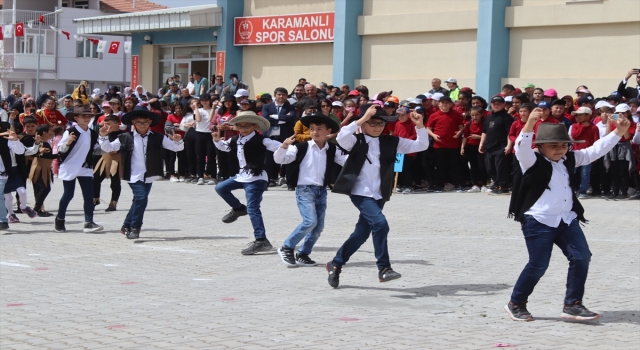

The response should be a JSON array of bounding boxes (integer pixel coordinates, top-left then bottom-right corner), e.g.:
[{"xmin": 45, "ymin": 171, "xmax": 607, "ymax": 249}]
[
  {"xmin": 268, "ymin": 180, "xmax": 276, "ymax": 187},
  {"xmin": 120, "ymin": 226, "xmax": 131, "ymax": 236},
  {"xmin": 378, "ymin": 267, "xmax": 402, "ymax": 282},
  {"xmin": 277, "ymin": 246, "xmax": 296, "ymax": 266},
  {"xmin": 222, "ymin": 205, "xmax": 248, "ymax": 223},
  {"xmin": 15, "ymin": 207, "xmax": 23, "ymax": 214},
  {"xmin": 326, "ymin": 262, "xmax": 341, "ymax": 288},
  {"xmin": 105, "ymin": 201, "xmax": 117, "ymax": 212},
  {"xmin": 295, "ymin": 253, "xmax": 317, "ymax": 266},
  {"xmin": 504, "ymin": 302, "xmax": 533, "ymax": 321},
  {"xmin": 55, "ymin": 217, "xmax": 66, "ymax": 232},
  {"xmin": 22, "ymin": 206, "xmax": 37, "ymax": 218},
  {"xmin": 288, "ymin": 186, "xmax": 295, "ymax": 191},
  {"xmin": 561, "ymin": 302, "xmax": 600, "ymax": 321},
  {"xmin": 607, "ymin": 192, "xmax": 618, "ymax": 200},
  {"xmin": 241, "ymin": 239, "xmax": 275, "ymax": 255},
  {"xmin": 0, "ymin": 222, "xmax": 8, "ymax": 230},
  {"xmin": 126, "ymin": 228, "xmax": 140, "ymax": 240},
  {"xmin": 492, "ymin": 186, "xmax": 505, "ymax": 195},
  {"xmin": 83, "ymin": 221, "xmax": 104, "ymax": 233},
  {"xmin": 36, "ymin": 209, "xmax": 53, "ymax": 217},
  {"xmin": 93, "ymin": 198, "xmax": 101, "ymax": 207},
  {"xmin": 630, "ymin": 193, "xmax": 640, "ymax": 200}
]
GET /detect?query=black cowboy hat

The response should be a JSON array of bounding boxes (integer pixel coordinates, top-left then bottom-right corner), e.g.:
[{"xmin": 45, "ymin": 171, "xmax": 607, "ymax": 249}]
[
  {"xmin": 121, "ymin": 106, "xmax": 161, "ymax": 127},
  {"xmin": 65, "ymin": 105, "xmax": 101, "ymax": 122},
  {"xmin": 357, "ymin": 103, "xmax": 398, "ymax": 122},
  {"xmin": 300, "ymin": 112, "xmax": 340, "ymax": 133}
]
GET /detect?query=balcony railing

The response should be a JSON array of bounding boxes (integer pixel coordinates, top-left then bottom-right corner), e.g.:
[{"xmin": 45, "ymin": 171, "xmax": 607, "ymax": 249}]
[
  {"xmin": 0, "ymin": 10, "xmax": 58, "ymax": 26},
  {"xmin": 1, "ymin": 53, "xmax": 56, "ymax": 71}
]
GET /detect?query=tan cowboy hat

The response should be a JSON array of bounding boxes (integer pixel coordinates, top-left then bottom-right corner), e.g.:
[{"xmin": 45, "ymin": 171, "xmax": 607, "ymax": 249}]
[{"xmin": 227, "ymin": 111, "xmax": 271, "ymax": 132}]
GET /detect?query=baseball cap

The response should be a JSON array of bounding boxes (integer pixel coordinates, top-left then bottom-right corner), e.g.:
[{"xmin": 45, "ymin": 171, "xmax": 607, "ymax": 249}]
[
  {"xmin": 101, "ymin": 101, "xmax": 111, "ymax": 108},
  {"xmin": 331, "ymin": 101, "xmax": 343, "ymax": 107},
  {"xmin": 606, "ymin": 94, "xmax": 621, "ymax": 102},
  {"xmin": 460, "ymin": 87, "xmax": 475, "ymax": 95},
  {"xmin": 551, "ymin": 99, "xmax": 566, "ymax": 107},
  {"xmin": 491, "ymin": 96, "xmax": 505, "ymax": 103},
  {"xmin": 347, "ymin": 89, "xmax": 360, "ymax": 97},
  {"xmin": 505, "ymin": 96, "xmax": 513, "ymax": 103},
  {"xmin": 537, "ymin": 101, "xmax": 551, "ymax": 109},
  {"xmin": 445, "ymin": 78, "xmax": 457, "ymax": 84},
  {"xmin": 383, "ymin": 101, "xmax": 397, "ymax": 108},
  {"xmin": 615, "ymin": 104, "xmax": 630, "ymax": 113},
  {"xmin": 416, "ymin": 94, "xmax": 427, "ymax": 100},
  {"xmin": 234, "ymin": 89, "xmax": 249, "ymax": 97},
  {"xmin": 431, "ymin": 92, "xmax": 445, "ymax": 101},
  {"xmin": 543, "ymin": 89, "xmax": 557, "ymax": 97},
  {"xmin": 571, "ymin": 107, "xmax": 592, "ymax": 115},
  {"xmin": 628, "ymin": 98, "xmax": 639, "ymax": 106},
  {"xmin": 439, "ymin": 96, "xmax": 453, "ymax": 103},
  {"xmin": 523, "ymin": 83, "xmax": 535, "ymax": 89},
  {"xmin": 408, "ymin": 98, "xmax": 422, "ymax": 105},
  {"xmin": 595, "ymin": 101, "xmax": 614, "ymax": 110},
  {"xmin": 239, "ymin": 99, "xmax": 251, "ymax": 105},
  {"xmin": 577, "ymin": 95, "xmax": 594, "ymax": 106},
  {"xmin": 575, "ymin": 87, "xmax": 590, "ymax": 94}
]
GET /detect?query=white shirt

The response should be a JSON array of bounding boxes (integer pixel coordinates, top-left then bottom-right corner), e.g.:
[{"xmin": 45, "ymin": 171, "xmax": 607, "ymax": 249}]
[
  {"xmin": 214, "ymin": 131, "xmax": 281, "ymax": 183},
  {"xmin": 0, "ymin": 109, "xmax": 8, "ymax": 122},
  {"xmin": 195, "ymin": 108, "xmax": 213, "ymax": 132},
  {"xmin": 8, "ymin": 137, "xmax": 40, "ymax": 167},
  {"xmin": 594, "ymin": 120, "xmax": 607, "ymax": 138},
  {"xmin": 273, "ymin": 140, "xmax": 348, "ymax": 186},
  {"xmin": 515, "ymin": 131, "xmax": 622, "ymax": 227},
  {"xmin": 336, "ymin": 122, "xmax": 429, "ymax": 200},
  {"xmin": 1, "ymin": 140, "xmax": 26, "ymax": 178},
  {"xmin": 186, "ymin": 81, "xmax": 195, "ymax": 95},
  {"xmin": 58, "ymin": 127, "xmax": 96, "ymax": 181},
  {"xmin": 179, "ymin": 113, "xmax": 195, "ymax": 132},
  {"xmin": 99, "ymin": 130, "xmax": 184, "ymax": 183}
]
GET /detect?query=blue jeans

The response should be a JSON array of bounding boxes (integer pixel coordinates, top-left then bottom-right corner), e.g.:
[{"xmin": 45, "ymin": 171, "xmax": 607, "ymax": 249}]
[
  {"xmin": 332, "ymin": 195, "xmax": 390, "ymax": 271},
  {"xmin": 0, "ymin": 177, "xmax": 7, "ymax": 223},
  {"xmin": 124, "ymin": 181, "xmax": 153, "ymax": 229},
  {"xmin": 511, "ymin": 215, "xmax": 592, "ymax": 306},
  {"xmin": 57, "ymin": 177, "xmax": 94, "ymax": 222},
  {"xmin": 283, "ymin": 185, "xmax": 327, "ymax": 255},
  {"xmin": 576, "ymin": 164, "xmax": 592, "ymax": 194},
  {"xmin": 215, "ymin": 176, "xmax": 268, "ymax": 240}
]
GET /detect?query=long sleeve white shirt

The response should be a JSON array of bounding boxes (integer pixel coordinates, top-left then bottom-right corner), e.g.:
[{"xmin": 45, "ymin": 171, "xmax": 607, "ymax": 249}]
[
  {"xmin": 273, "ymin": 140, "xmax": 348, "ymax": 186},
  {"xmin": 99, "ymin": 130, "xmax": 184, "ymax": 183},
  {"xmin": 1, "ymin": 140, "xmax": 26, "ymax": 177},
  {"xmin": 515, "ymin": 130, "xmax": 622, "ymax": 227},
  {"xmin": 336, "ymin": 121, "xmax": 429, "ymax": 200},
  {"xmin": 214, "ymin": 131, "xmax": 281, "ymax": 183},
  {"xmin": 57, "ymin": 128, "xmax": 96, "ymax": 181}
]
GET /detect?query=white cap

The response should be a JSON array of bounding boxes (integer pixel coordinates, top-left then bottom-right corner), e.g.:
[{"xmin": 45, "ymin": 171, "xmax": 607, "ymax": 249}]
[
  {"xmin": 595, "ymin": 101, "xmax": 614, "ymax": 110},
  {"xmin": 421, "ymin": 92, "xmax": 433, "ymax": 100},
  {"xmin": 432, "ymin": 92, "xmax": 445, "ymax": 101},
  {"xmin": 332, "ymin": 101, "xmax": 343, "ymax": 107},
  {"xmin": 505, "ymin": 96, "xmax": 513, "ymax": 103},
  {"xmin": 445, "ymin": 77, "xmax": 457, "ymax": 84},
  {"xmin": 615, "ymin": 104, "xmax": 630, "ymax": 113},
  {"xmin": 576, "ymin": 87, "xmax": 590, "ymax": 94},
  {"xmin": 234, "ymin": 89, "xmax": 249, "ymax": 97},
  {"xmin": 409, "ymin": 98, "xmax": 422, "ymax": 105},
  {"xmin": 571, "ymin": 106, "xmax": 592, "ymax": 115}
]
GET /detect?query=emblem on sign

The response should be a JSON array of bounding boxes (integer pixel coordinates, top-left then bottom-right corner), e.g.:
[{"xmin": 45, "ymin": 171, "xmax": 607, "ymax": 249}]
[{"xmin": 238, "ymin": 20, "xmax": 253, "ymax": 40}]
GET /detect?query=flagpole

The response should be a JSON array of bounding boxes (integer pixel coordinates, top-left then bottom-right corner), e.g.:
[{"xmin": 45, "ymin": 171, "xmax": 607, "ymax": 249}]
[{"xmin": 35, "ymin": 9, "xmax": 64, "ymax": 98}]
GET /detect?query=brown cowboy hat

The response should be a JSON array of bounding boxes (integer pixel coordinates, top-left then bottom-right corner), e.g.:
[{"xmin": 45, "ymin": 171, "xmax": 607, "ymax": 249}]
[{"xmin": 65, "ymin": 105, "xmax": 101, "ymax": 122}]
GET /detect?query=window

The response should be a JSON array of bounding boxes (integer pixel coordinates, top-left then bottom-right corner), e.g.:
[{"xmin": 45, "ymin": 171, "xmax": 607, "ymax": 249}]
[
  {"xmin": 10, "ymin": 82, "xmax": 24, "ymax": 93},
  {"xmin": 61, "ymin": 0, "xmax": 70, "ymax": 7},
  {"xmin": 18, "ymin": 36, "xmax": 35, "ymax": 54},
  {"xmin": 77, "ymin": 40, "xmax": 99, "ymax": 59},
  {"xmin": 74, "ymin": 1, "xmax": 89, "ymax": 9}
]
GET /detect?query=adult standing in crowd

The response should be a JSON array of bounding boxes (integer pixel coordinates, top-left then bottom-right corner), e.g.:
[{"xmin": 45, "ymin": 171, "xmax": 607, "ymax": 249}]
[
  {"xmin": 429, "ymin": 78, "xmax": 449, "ymax": 96},
  {"xmin": 225, "ymin": 73, "xmax": 249, "ymax": 96},
  {"xmin": 480, "ymin": 96, "xmax": 513, "ymax": 194},
  {"xmin": 208, "ymin": 75, "xmax": 228, "ymax": 96},
  {"xmin": 445, "ymin": 78, "xmax": 460, "ymax": 102},
  {"xmin": 617, "ymin": 68, "xmax": 640, "ymax": 100},
  {"xmin": 192, "ymin": 72, "xmax": 209, "ymax": 98},
  {"xmin": 262, "ymin": 87, "xmax": 297, "ymax": 187}
]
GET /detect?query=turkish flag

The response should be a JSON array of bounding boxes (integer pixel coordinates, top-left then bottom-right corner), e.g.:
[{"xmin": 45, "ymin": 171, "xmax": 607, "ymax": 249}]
[
  {"xmin": 0, "ymin": 26, "xmax": 3, "ymax": 40},
  {"xmin": 108, "ymin": 41, "xmax": 120, "ymax": 54},
  {"xmin": 15, "ymin": 22, "xmax": 24, "ymax": 37}
]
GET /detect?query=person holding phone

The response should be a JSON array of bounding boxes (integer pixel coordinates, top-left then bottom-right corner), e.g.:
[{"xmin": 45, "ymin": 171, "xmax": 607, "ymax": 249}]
[{"xmin": 617, "ymin": 68, "xmax": 640, "ymax": 100}]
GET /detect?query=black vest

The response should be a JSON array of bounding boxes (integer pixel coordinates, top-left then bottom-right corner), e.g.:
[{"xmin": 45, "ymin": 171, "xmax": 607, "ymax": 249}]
[
  {"xmin": 13, "ymin": 133, "xmax": 36, "ymax": 179},
  {"xmin": 0, "ymin": 138, "xmax": 12, "ymax": 177},
  {"xmin": 59, "ymin": 127, "xmax": 99, "ymax": 169},
  {"xmin": 332, "ymin": 134, "xmax": 400, "ymax": 202},
  {"xmin": 118, "ymin": 132, "xmax": 165, "ymax": 182},
  {"xmin": 286, "ymin": 141, "xmax": 336, "ymax": 188},
  {"xmin": 508, "ymin": 152, "xmax": 585, "ymax": 223},
  {"xmin": 228, "ymin": 134, "xmax": 267, "ymax": 177}
]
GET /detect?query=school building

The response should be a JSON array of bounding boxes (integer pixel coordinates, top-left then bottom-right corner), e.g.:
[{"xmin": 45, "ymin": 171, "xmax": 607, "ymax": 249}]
[{"xmin": 73, "ymin": 0, "xmax": 640, "ymax": 99}]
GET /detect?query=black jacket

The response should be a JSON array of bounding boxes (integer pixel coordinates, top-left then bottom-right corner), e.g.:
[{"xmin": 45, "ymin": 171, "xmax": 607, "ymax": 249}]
[
  {"xmin": 261, "ymin": 101, "xmax": 297, "ymax": 140},
  {"xmin": 617, "ymin": 79, "xmax": 639, "ymax": 100}
]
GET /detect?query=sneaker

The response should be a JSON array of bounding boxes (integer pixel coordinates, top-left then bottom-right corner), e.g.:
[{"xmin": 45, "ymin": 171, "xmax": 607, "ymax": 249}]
[
  {"xmin": 268, "ymin": 180, "xmax": 277, "ymax": 187},
  {"xmin": 560, "ymin": 302, "xmax": 600, "ymax": 321},
  {"xmin": 467, "ymin": 186, "xmax": 481, "ymax": 193},
  {"xmin": 93, "ymin": 198, "xmax": 101, "ymax": 207},
  {"xmin": 8, "ymin": 214, "xmax": 19, "ymax": 223},
  {"xmin": 54, "ymin": 217, "xmax": 66, "ymax": 232},
  {"xmin": 83, "ymin": 222, "xmax": 104, "ymax": 233},
  {"xmin": 277, "ymin": 246, "xmax": 296, "ymax": 267},
  {"xmin": 378, "ymin": 268, "xmax": 402, "ymax": 282},
  {"xmin": 443, "ymin": 183, "xmax": 455, "ymax": 191},
  {"xmin": 178, "ymin": 176, "xmax": 185, "ymax": 182},
  {"xmin": 105, "ymin": 202, "xmax": 117, "ymax": 212},
  {"xmin": 222, "ymin": 205, "xmax": 248, "ymax": 223},
  {"xmin": 0, "ymin": 222, "xmax": 9, "ymax": 230},
  {"xmin": 206, "ymin": 179, "xmax": 218, "ymax": 185},
  {"xmin": 395, "ymin": 187, "xmax": 404, "ymax": 193},
  {"xmin": 578, "ymin": 193, "xmax": 589, "ymax": 199},
  {"xmin": 434, "ymin": 187, "xmax": 443, "ymax": 193},
  {"xmin": 277, "ymin": 177, "xmax": 287, "ymax": 186},
  {"xmin": 402, "ymin": 187, "xmax": 413, "ymax": 194},
  {"xmin": 455, "ymin": 186, "xmax": 464, "ymax": 193},
  {"xmin": 491, "ymin": 186, "xmax": 505, "ymax": 195},
  {"xmin": 36, "ymin": 209, "xmax": 53, "ymax": 217},
  {"xmin": 120, "ymin": 226, "xmax": 131, "ymax": 236},
  {"xmin": 22, "ymin": 206, "xmax": 37, "ymax": 219},
  {"xmin": 196, "ymin": 178, "xmax": 204, "ymax": 185},
  {"xmin": 630, "ymin": 193, "xmax": 640, "ymax": 200},
  {"xmin": 241, "ymin": 239, "xmax": 275, "ymax": 255},
  {"xmin": 504, "ymin": 302, "xmax": 534, "ymax": 321},
  {"xmin": 425, "ymin": 185, "xmax": 436, "ymax": 193},
  {"xmin": 288, "ymin": 186, "xmax": 295, "ymax": 191},
  {"xmin": 326, "ymin": 262, "xmax": 341, "ymax": 288},
  {"xmin": 126, "ymin": 228, "xmax": 140, "ymax": 240},
  {"xmin": 15, "ymin": 207, "xmax": 22, "ymax": 214},
  {"xmin": 295, "ymin": 253, "xmax": 317, "ymax": 266},
  {"xmin": 170, "ymin": 176, "xmax": 179, "ymax": 182}
]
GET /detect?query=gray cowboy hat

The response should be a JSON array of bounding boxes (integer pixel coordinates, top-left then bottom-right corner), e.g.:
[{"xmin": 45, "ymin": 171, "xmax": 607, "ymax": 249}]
[
  {"xmin": 65, "ymin": 105, "xmax": 101, "ymax": 122},
  {"xmin": 533, "ymin": 123, "xmax": 585, "ymax": 144}
]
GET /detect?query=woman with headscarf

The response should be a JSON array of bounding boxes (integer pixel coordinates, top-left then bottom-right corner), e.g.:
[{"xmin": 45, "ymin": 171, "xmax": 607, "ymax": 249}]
[{"xmin": 133, "ymin": 85, "xmax": 148, "ymax": 101}]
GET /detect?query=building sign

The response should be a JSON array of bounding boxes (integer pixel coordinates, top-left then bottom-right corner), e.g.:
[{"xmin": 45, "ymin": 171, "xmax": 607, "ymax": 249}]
[
  {"xmin": 131, "ymin": 55, "xmax": 139, "ymax": 87},
  {"xmin": 216, "ymin": 51, "xmax": 225, "ymax": 77},
  {"xmin": 234, "ymin": 12, "xmax": 334, "ymax": 46}
]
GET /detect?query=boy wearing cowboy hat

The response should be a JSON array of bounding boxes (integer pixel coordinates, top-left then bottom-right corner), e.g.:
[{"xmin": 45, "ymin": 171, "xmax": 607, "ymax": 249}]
[
  {"xmin": 505, "ymin": 107, "xmax": 631, "ymax": 322},
  {"xmin": 212, "ymin": 110, "xmax": 283, "ymax": 255},
  {"xmin": 273, "ymin": 113, "xmax": 347, "ymax": 267},
  {"xmin": 56, "ymin": 106, "xmax": 104, "ymax": 233},
  {"xmin": 99, "ymin": 107, "xmax": 184, "ymax": 240},
  {"xmin": 326, "ymin": 103, "xmax": 429, "ymax": 288}
]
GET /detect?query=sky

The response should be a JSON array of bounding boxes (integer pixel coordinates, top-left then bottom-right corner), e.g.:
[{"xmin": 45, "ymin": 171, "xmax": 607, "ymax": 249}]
[{"xmin": 152, "ymin": 0, "xmax": 217, "ymax": 7}]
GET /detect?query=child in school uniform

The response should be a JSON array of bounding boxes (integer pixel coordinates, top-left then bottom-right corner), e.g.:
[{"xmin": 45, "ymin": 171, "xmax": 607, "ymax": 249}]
[
  {"xmin": 461, "ymin": 106, "xmax": 488, "ymax": 193},
  {"xmin": 212, "ymin": 111, "xmax": 282, "ymax": 255},
  {"xmin": 0, "ymin": 124, "xmax": 27, "ymax": 230},
  {"xmin": 326, "ymin": 104, "xmax": 429, "ymax": 288},
  {"xmin": 98, "ymin": 107, "xmax": 184, "ymax": 239},
  {"xmin": 273, "ymin": 113, "xmax": 346, "ymax": 267},
  {"xmin": 568, "ymin": 107, "xmax": 600, "ymax": 198},
  {"xmin": 56, "ymin": 106, "xmax": 103, "ymax": 233},
  {"xmin": 30, "ymin": 124, "xmax": 58, "ymax": 217},
  {"xmin": 505, "ymin": 107, "xmax": 631, "ymax": 322}
]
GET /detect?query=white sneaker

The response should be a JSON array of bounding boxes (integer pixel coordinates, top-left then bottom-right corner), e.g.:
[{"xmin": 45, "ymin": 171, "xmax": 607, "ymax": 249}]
[
  {"xmin": 170, "ymin": 176, "xmax": 179, "ymax": 182},
  {"xmin": 197, "ymin": 178, "xmax": 204, "ymax": 185},
  {"xmin": 281, "ymin": 184, "xmax": 288, "ymax": 188},
  {"xmin": 395, "ymin": 187, "xmax": 403, "ymax": 193},
  {"xmin": 206, "ymin": 179, "xmax": 217, "ymax": 185},
  {"xmin": 178, "ymin": 177, "xmax": 185, "ymax": 182},
  {"xmin": 402, "ymin": 188, "xmax": 413, "ymax": 194},
  {"xmin": 481, "ymin": 186, "xmax": 489, "ymax": 193},
  {"xmin": 277, "ymin": 177, "xmax": 286, "ymax": 186},
  {"xmin": 467, "ymin": 186, "xmax": 480, "ymax": 193}
]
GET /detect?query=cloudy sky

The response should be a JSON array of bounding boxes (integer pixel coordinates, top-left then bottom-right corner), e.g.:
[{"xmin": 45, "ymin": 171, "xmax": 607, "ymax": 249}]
[{"xmin": 152, "ymin": 0, "xmax": 217, "ymax": 7}]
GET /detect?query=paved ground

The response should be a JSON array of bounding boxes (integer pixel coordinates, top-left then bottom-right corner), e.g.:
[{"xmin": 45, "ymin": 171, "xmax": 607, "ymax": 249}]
[{"xmin": 1, "ymin": 180, "xmax": 638, "ymax": 349}]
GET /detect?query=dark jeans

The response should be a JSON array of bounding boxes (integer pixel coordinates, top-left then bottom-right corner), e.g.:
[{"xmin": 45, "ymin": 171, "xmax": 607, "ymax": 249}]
[
  {"xmin": 610, "ymin": 159, "xmax": 630, "ymax": 196},
  {"xmin": 167, "ymin": 149, "xmax": 188, "ymax": 177},
  {"xmin": 217, "ymin": 148, "xmax": 231, "ymax": 180},
  {"xmin": 33, "ymin": 177, "xmax": 51, "ymax": 209},
  {"xmin": 421, "ymin": 147, "xmax": 437, "ymax": 185},
  {"xmin": 57, "ymin": 177, "xmax": 94, "ymax": 222},
  {"xmin": 511, "ymin": 215, "xmax": 591, "ymax": 306},
  {"xmin": 195, "ymin": 132, "xmax": 216, "ymax": 178},
  {"xmin": 590, "ymin": 158, "xmax": 610, "ymax": 195},
  {"xmin": 215, "ymin": 176, "xmax": 268, "ymax": 240},
  {"xmin": 124, "ymin": 181, "xmax": 153, "ymax": 229},
  {"xmin": 184, "ymin": 129, "xmax": 197, "ymax": 176},
  {"xmin": 434, "ymin": 148, "xmax": 460, "ymax": 187},
  {"xmin": 93, "ymin": 170, "xmax": 121, "ymax": 202},
  {"xmin": 265, "ymin": 136, "xmax": 287, "ymax": 181},
  {"xmin": 398, "ymin": 155, "xmax": 415, "ymax": 188},
  {"xmin": 464, "ymin": 145, "xmax": 487, "ymax": 187},
  {"xmin": 332, "ymin": 195, "xmax": 390, "ymax": 271},
  {"xmin": 485, "ymin": 148, "xmax": 511, "ymax": 187}
]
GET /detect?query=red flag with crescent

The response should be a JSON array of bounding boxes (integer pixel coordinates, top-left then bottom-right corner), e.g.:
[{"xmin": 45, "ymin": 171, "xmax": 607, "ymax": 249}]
[
  {"xmin": 108, "ymin": 41, "xmax": 120, "ymax": 54},
  {"xmin": 38, "ymin": 15, "xmax": 46, "ymax": 24},
  {"xmin": 15, "ymin": 22, "xmax": 24, "ymax": 37}
]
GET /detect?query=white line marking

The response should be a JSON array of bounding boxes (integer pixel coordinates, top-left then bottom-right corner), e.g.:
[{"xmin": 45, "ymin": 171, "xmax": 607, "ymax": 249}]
[{"xmin": 0, "ymin": 262, "xmax": 32, "ymax": 268}]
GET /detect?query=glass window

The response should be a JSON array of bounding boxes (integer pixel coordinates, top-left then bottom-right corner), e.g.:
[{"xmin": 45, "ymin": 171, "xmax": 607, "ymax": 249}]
[
  {"xmin": 77, "ymin": 40, "xmax": 99, "ymax": 58},
  {"xmin": 160, "ymin": 47, "xmax": 172, "ymax": 60},
  {"xmin": 74, "ymin": 0, "xmax": 89, "ymax": 9},
  {"xmin": 45, "ymin": 31, "xmax": 55, "ymax": 55},
  {"xmin": 173, "ymin": 46, "xmax": 209, "ymax": 59},
  {"xmin": 159, "ymin": 61, "xmax": 172, "ymax": 87},
  {"xmin": 10, "ymin": 82, "xmax": 24, "ymax": 92}
]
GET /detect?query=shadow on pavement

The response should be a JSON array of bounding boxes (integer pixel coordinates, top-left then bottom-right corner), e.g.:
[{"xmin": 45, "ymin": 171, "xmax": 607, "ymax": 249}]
[
  {"xmin": 535, "ymin": 310, "xmax": 639, "ymax": 325},
  {"xmin": 343, "ymin": 259, "xmax": 432, "ymax": 268},
  {"xmin": 339, "ymin": 283, "xmax": 510, "ymax": 299},
  {"xmin": 133, "ymin": 235, "xmax": 249, "ymax": 243}
]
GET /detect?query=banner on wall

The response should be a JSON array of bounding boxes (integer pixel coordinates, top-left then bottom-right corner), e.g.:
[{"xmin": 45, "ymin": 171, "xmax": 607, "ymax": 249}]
[
  {"xmin": 234, "ymin": 12, "xmax": 335, "ymax": 46},
  {"xmin": 216, "ymin": 51, "xmax": 225, "ymax": 77},
  {"xmin": 131, "ymin": 55, "xmax": 139, "ymax": 87}
]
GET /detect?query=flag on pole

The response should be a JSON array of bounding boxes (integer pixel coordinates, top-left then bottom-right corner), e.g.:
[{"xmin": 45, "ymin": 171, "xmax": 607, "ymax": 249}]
[
  {"xmin": 96, "ymin": 40, "xmax": 107, "ymax": 53},
  {"xmin": 38, "ymin": 15, "xmax": 46, "ymax": 24},
  {"xmin": 87, "ymin": 38, "xmax": 99, "ymax": 45},
  {"xmin": 73, "ymin": 35, "xmax": 84, "ymax": 41},
  {"xmin": 2, "ymin": 25, "xmax": 12, "ymax": 39},
  {"xmin": 15, "ymin": 22, "xmax": 24, "ymax": 37},
  {"xmin": 108, "ymin": 41, "xmax": 120, "ymax": 54},
  {"xmin": 49, "ymin": 26, "xmax": 70, "ymax": 40},
  {"xmin": 124, "ymin": 42, "xmax": 131, "ymax": 54},
  {"xmin": 27, "ymin": 21, "xmax": 33, "ymax": 28}
]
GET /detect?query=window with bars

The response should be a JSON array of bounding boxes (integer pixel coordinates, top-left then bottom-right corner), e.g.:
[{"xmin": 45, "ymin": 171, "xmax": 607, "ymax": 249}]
[{"xmin": 76, "ymin": 40, "xmax": 99, "ymax": 59}]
